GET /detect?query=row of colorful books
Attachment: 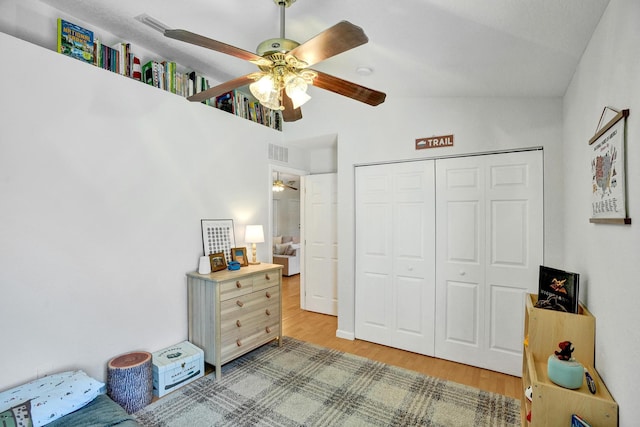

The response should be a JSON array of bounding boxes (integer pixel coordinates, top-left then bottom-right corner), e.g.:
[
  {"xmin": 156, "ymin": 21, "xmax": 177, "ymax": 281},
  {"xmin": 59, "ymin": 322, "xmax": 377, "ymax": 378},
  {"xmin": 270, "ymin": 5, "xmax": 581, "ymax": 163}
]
[
  {"xmin": 215, "ymin": 91, "xmax": 282, "ymax": 131},
  {"xmin": 141, "ymin": 61, "xmax": 212, "ymax": 101},
  {"xmin": 56, "ymin": 18, "xmax": 208, "ymax": 98},
  {"xmin": 56, "ymin": 18, "xmax": 281, "ymax": 128}
]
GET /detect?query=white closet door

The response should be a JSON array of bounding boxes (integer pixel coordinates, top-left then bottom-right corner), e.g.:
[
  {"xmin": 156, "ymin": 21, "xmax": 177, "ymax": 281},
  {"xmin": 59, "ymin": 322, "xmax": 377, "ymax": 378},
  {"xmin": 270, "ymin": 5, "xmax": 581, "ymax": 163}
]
[
  {"xmin": 303, "ymin": 173, "xmax": 338, "ymax": 315},
  {"xmin": 435, "ymin": 150, "xmax": 543, "ymax": 375},
  {"xmin": 355, "ymin": 161, "xmax": 436, "ymax": 356}
]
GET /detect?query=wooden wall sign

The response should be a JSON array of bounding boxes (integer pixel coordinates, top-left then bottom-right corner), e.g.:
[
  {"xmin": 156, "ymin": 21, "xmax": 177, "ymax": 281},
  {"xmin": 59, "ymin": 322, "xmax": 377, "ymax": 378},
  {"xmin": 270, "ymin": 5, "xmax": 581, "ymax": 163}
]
[
  {"xmin": 416, "ymin": 134, "xmax": 454, "ymax": 150},
  {"xmin": 589, "ymin": 108, "xmax": 631, "ymax": 224}
]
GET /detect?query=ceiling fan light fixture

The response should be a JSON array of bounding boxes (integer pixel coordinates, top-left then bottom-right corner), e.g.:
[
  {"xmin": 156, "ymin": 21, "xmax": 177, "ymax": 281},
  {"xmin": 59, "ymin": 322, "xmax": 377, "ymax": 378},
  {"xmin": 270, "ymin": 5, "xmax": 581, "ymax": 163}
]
[
  {"xmin": 285, "ymin": 75, "xmax": 311, "ymax": 109},
  {"xmin": 250, "ymin": 74, "xmax": 282, "ymax": 110},
  {"xmin": 272, "ymin": 180, "xmax": 285, "ymax": 192}
]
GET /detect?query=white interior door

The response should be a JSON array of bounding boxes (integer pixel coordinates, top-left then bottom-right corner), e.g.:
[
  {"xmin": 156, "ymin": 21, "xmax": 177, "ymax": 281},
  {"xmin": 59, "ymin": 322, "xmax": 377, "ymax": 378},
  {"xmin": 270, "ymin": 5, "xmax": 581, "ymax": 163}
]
[
  {"xmin": 435, "ymin": 150, "xmax": 543, "ymax": 375},
  {"xmin": 355, "ymin": 161, "xmax": 436, "ymax": 356},
  {"xmin": 303, "ymin": 173, "xmax": 338, "ymax": 315}
]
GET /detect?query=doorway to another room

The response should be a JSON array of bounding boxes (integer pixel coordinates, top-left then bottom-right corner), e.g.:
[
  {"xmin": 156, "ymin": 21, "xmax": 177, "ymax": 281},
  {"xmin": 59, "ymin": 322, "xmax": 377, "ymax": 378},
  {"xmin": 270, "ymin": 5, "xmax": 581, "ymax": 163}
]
[
  {"xmin": 270, "ymin": 166, "xmax": 338, "ymax": 317},
  {"xmin": 272, "ymin": 169, "xmax": 302, "ymax": 278}
]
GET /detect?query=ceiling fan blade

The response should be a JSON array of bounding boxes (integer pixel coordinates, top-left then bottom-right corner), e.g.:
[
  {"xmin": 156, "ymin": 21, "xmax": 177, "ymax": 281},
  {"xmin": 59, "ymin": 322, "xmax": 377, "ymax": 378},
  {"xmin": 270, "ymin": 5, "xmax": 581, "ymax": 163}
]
[
  {"xmin": 289, "ymin": 21, "xmax": 368, "ymax": 68},
  {"xmin": 281, "ymin": 90, "xmax": 303, "ymax": 122},
  {"xmin": 284, "ymin": 184, "xmax": 298, "ymax": 190},
  {"xmin": 188, "ymin": 74, "xmax": 255, "ymax": 103},
  {"xmin": 312, "ymin": 70, "xmax": 386, "ymax": 106},
  {"xmin": 165, "ymin": 29, "xmax": 272, "ymax": 66}
]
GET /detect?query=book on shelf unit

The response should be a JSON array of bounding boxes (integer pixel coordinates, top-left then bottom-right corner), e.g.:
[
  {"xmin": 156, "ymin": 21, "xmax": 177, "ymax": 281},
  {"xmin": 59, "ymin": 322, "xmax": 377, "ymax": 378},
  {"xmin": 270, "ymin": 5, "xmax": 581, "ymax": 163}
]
[
  {"xmin": 535, "ymin": 265, "xmax": 580, "ymax": 313},
  {"xmin": 571, "ymin": 414, "xmax": 592, "ymax": 427},
  {"xmin": 94, "ymin": 40, "xmax": 141, "ymax": 81},
  {"xmin": 57, "ymin": 18, "xmax": 94, "ymax": 64},
  {"xmin": 215, "ymin": 90, "xmax": 282, "ymax": 131}
]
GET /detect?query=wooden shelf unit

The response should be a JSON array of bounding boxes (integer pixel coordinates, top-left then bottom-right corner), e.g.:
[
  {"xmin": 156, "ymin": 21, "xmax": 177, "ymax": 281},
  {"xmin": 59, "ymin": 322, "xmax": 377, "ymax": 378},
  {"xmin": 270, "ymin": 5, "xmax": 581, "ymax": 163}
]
[{"xmin": 522, "ymin": 294, "xmax": 618, "ymax": 426}]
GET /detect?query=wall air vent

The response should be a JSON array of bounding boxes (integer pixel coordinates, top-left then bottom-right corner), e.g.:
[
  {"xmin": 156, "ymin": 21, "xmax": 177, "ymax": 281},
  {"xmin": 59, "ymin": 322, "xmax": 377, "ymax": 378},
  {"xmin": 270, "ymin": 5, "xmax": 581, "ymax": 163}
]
[{"xmin": 268, "ymin": 144, "xmax": 289, "ymax": 163}]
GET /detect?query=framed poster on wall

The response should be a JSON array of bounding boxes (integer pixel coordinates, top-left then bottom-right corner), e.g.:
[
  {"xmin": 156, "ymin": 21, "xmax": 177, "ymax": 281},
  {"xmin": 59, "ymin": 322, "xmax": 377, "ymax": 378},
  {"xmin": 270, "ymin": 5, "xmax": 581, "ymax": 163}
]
[
  {"xmin": 589, "ymin": 108, "xmax": 631, "ymax": 224},
  {"xmin": 201, "ymin": 219, "xmax": 236, "ymax": 263}
]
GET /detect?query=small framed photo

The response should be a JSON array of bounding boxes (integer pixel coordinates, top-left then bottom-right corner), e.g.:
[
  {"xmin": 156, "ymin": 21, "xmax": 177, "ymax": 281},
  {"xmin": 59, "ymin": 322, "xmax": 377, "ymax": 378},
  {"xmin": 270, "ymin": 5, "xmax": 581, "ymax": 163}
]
[
  {"xmin": 231, "ymin": 247, "xmax": 248, "ymax": 267},
  {"xmin": 209, "ymin": 252, "xmax": 227, "ymax": 272}
]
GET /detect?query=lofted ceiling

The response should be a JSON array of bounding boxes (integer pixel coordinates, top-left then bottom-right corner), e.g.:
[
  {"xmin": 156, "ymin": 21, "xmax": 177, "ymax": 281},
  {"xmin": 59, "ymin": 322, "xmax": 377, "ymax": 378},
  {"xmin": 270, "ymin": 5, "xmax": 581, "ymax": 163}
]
[{"xmin": 37, "ymin": 0, "xmax": 609, "ymax": 99}]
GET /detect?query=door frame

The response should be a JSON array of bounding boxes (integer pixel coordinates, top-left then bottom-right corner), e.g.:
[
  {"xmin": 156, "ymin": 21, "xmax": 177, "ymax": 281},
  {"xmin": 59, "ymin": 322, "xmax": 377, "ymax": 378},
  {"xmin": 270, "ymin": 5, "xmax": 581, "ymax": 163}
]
[{"xmin": 268, "ymin": 164, "xmax": 308, "ymax": 302}]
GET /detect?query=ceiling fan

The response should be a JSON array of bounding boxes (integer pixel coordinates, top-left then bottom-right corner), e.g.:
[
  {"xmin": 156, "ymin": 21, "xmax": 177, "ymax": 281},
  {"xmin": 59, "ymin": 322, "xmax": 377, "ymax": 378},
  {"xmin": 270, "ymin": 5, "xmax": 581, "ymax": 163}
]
[
  {"xmin": 164, "ymin": 0, "xmax": 386, "ymax": 122},
  {"xmin": 273, "ymin": 173, "xmax": 298, "ymax": 192}
]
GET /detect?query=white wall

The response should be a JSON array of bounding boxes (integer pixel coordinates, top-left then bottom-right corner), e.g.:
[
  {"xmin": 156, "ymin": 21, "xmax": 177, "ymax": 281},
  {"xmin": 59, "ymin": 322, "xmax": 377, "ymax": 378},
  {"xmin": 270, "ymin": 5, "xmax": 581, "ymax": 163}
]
[
  {"xmin": 563, "ymin": 0, "xmax": 639, "ymax": 424},
  {"xmin": 285, "ymin": 93, "xmax": 564, "ymax": 338},
  {"xmin": 0, "ymin": 32, "xmax": 285, "ymax": 389}
]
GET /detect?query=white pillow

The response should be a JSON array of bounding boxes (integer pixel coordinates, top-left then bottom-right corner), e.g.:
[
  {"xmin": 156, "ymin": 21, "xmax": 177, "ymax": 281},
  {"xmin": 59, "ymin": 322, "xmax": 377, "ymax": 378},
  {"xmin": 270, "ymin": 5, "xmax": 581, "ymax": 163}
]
[
  {"xmin": 273, "ymin": 236, "xmax": 282, "ymax": 244},
  {"xmin": 285, "ymin": 245, "xmax": 297, "ymax": 256},
  {"xmin": 0, "ymin": 370, "xmax": 105, "ymax": 427},
  {"xmin": 274, "ymin": 243, "xmax": 290, "ymax": 255}
]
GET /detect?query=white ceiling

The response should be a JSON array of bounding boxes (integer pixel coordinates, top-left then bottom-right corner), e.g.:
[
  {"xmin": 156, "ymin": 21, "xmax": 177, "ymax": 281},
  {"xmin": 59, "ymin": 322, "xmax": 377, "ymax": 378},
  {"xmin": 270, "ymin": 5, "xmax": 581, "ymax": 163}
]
[{"xmin": 37, "ymin": 0, "xmax": 610, "ymax": 99}]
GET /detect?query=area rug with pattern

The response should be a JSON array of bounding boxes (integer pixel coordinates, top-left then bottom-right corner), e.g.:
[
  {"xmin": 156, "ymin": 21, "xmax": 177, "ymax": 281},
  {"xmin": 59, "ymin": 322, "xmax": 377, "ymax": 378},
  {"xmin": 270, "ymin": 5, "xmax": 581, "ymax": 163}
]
[{"xmin": 133, "ymin": 337, "xmax": 520, "ymax": 426}]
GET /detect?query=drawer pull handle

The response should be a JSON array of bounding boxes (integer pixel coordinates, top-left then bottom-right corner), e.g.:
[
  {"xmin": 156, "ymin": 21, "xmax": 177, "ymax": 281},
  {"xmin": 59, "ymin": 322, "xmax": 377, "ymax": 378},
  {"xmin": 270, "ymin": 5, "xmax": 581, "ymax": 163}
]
[
  {"xmin": 265, "ymin": 309, "xmax": 271, "ymax": 316},
  {"xmin": 236, "ymin": 300, "xmax": 244, "ymax": 307},
  {"xmin": 236, "ymin": 339, "xmax": 242, "ymax": 347},
  {"xmin": 265, "ymin": 274, "xmax": 270, "ymax": 281},
  {"xmin": 236, "ymin": 281, "xmax": 242, "ymax": 288},
  {"xmin": 236, "ymin": 320, "xmax": 242, "ymax": 328},
  {"xmin": 265, "ymin": 326, "xmax": 271, "ymax": 334},
  {"xmin": 265, "ymin": 291, "xmax": 271, "ymax": 298}
]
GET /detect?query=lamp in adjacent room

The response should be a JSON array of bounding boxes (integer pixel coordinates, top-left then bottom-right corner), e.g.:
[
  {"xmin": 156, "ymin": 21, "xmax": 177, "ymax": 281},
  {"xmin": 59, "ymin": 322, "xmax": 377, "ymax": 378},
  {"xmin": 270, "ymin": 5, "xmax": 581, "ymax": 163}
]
[{"xmin": 245, "ymin": 225, "xmax": 265, "ymax": 265}]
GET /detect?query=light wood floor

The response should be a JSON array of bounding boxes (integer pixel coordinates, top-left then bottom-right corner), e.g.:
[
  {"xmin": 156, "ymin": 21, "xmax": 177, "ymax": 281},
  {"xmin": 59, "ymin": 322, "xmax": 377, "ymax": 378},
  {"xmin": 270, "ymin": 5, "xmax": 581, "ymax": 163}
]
[{"xmin": 281, "ymin": 274, "xmax": 522, "ymax": 400}]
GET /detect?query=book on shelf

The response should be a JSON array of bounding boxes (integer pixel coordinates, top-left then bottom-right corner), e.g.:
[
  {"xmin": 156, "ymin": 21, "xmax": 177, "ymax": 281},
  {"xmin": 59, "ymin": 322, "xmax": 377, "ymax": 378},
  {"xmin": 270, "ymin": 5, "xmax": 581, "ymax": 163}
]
[
  {"xmin": 131, "ymin": 55, "xmax": 141, "ymax": 81},
  {"xmin": 57, "ymin": 18, "xmax": 94, "ymax": 64},
  {"xmin": 571, "ymin": 414, "xmax": 592, "ymax": 427},
  {"xmin": 535, "ymin": 265, "xmax": 580, "ymax": 313}
]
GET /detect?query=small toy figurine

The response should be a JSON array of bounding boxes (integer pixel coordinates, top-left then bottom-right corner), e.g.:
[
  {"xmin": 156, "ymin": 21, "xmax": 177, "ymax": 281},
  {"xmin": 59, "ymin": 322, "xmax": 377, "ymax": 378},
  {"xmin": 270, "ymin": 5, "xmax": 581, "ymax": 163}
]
[{"xmin": 555, "ymin": 341, "xmax": 574, "ymax": 361}]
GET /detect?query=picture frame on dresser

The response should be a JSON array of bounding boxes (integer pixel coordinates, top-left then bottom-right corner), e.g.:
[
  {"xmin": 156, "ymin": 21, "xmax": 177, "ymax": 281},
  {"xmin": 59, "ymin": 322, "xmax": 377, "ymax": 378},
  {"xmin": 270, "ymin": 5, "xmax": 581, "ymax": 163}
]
[
  {"xmin": 231, "ymin": 247, "xmax": 249, "ymax": 267},
  {"xmin": 208, "ymin": 252, "xmax": 227, "ymax": 272},
  {"xmin": 201, "ymin": 219, "xmax": 235, "ymax": 264}
]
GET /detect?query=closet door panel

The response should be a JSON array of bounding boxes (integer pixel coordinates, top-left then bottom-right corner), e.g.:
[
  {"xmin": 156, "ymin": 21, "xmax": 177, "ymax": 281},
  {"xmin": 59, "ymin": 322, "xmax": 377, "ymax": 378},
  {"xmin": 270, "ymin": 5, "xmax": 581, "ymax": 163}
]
[
  {"xmin": 483, "ymin": 151, "xmax": 543, "ymax": 375},
  {"xmin": 355, "ymin": 166, "xmax": 394, "ymax": 343},
  {"xmin": 355, "ymin": 161, "xmax": 435, "ymax": 356},
  {"xmin": 436, "ymin": 150, "xmax": 543, "ymax": 376},
  {"xmin": 444, "ymin": 280, "xmax": 480, "ymax": 346}
]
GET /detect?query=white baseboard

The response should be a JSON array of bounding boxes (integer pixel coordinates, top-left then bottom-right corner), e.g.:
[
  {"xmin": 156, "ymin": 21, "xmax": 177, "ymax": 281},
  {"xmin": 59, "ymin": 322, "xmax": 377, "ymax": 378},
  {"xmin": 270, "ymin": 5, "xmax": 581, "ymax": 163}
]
[{"xmin": 335, "ymin": 329, "xmax": 355, "ymax": 340}]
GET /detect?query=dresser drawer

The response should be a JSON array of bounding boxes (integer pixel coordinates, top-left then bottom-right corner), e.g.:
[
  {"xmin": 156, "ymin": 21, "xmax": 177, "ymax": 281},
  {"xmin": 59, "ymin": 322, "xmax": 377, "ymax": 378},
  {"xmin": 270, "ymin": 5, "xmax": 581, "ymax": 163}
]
[
  {"xmin": 253, "ymin": 270, "xmax": 280, "ymax": 291},
  {"xmin": 220, "ymin": 300, "xmax": 280, "ymax": 336},
  {"xmin": 220, "ymin": 287, "xmax": 279, "ymax": 332},
  {"xmin": 219, "ymin": 276, "xmax": 253, "ymax": 300},
  {"xmin": 220, "ymin": 322, "xmax": 281, "ymax": 364}
]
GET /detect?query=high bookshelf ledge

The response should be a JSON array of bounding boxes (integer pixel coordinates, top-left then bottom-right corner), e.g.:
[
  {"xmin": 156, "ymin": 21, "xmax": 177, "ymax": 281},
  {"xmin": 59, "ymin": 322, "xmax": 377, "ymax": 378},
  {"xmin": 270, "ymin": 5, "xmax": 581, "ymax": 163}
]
[
  {"xmin": 522, "ymin": 294, "xmax": 618, "ymax": 427},
  {"xmin": 56, "ymin": 18, "xmax": 281, "ymax": 131}
]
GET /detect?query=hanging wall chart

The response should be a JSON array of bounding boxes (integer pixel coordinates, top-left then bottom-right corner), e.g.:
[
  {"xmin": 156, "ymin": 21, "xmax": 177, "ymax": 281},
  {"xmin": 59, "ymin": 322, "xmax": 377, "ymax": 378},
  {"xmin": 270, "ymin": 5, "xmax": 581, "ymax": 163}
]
[{"xmin": 589, "ymin": 107, "xmax": 631, "ymax": 224}]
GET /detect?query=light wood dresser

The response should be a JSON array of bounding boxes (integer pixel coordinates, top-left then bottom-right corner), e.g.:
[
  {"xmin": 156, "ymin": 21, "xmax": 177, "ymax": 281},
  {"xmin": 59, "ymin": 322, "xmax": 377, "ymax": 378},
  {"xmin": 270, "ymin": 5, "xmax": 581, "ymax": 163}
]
[{"xmin": 186, "ymin": 263, "xmax": 283, "ymax": 379}]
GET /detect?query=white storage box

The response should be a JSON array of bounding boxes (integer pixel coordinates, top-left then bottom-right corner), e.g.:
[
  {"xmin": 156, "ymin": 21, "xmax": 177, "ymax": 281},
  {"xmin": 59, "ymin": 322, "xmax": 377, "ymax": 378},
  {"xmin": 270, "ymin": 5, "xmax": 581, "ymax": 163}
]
[{"xmin": 152, "ymin": 341, "xmax": 204, "ymax": 397}]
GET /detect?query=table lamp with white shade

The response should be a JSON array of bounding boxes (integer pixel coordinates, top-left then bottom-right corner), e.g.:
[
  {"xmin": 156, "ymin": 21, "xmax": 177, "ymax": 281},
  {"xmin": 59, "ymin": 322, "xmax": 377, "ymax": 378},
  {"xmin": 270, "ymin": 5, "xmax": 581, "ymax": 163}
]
[{"xmin": 245, "ymin": 225, "xmax": 265, "ymax": 265}]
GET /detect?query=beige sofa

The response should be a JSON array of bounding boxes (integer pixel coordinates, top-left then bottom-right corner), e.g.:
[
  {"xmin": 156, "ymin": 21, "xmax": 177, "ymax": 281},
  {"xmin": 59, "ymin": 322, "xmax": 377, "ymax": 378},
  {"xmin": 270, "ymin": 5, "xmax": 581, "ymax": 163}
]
[{"xmin": 272, "ymin": 236, "xmax": 300, "ymax": 276}]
